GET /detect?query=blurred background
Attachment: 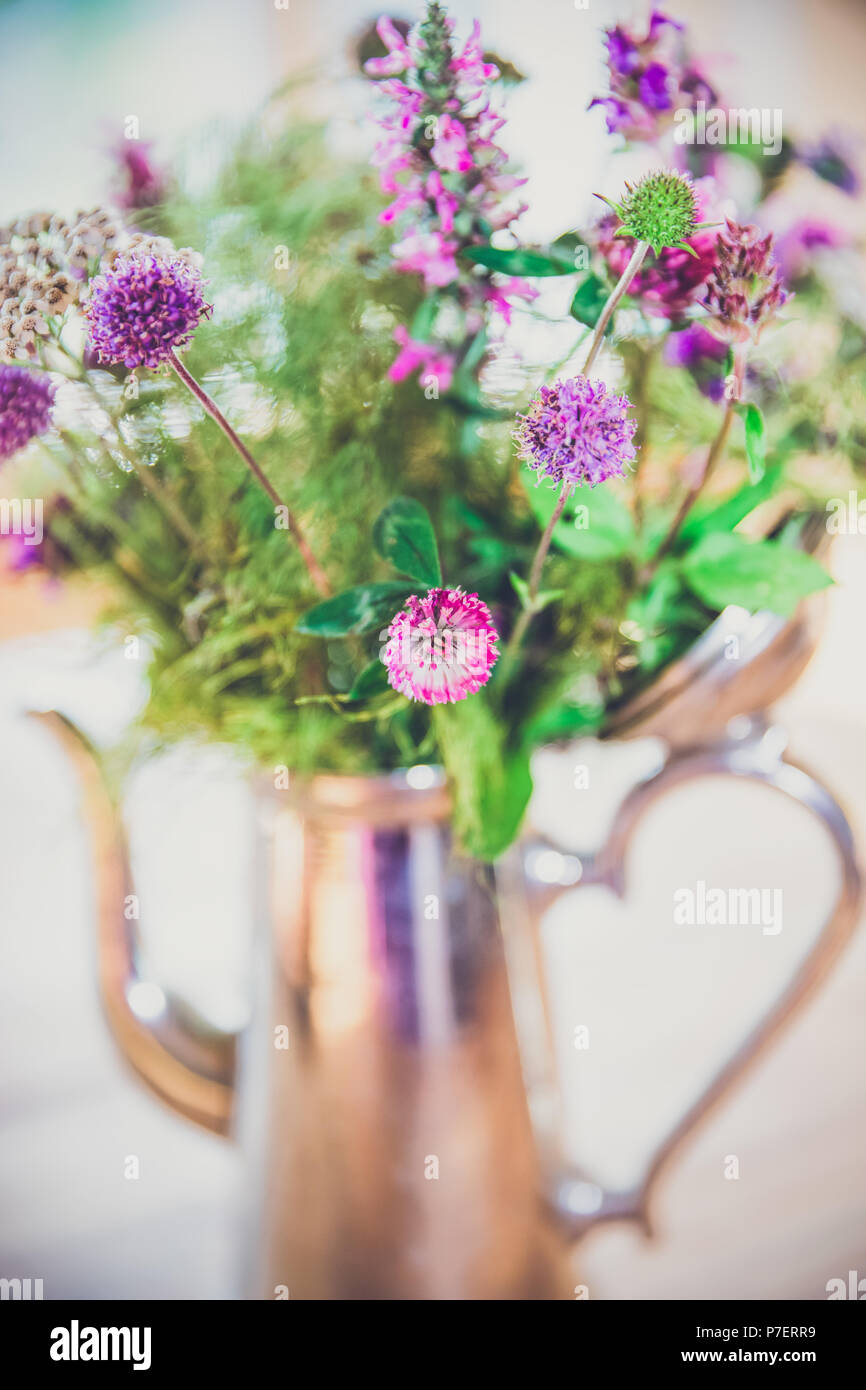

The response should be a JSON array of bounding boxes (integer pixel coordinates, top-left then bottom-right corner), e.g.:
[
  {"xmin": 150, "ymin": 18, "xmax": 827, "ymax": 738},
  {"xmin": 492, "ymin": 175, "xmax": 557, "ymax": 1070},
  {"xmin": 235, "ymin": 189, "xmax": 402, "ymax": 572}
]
[{"xmin": 1, "ymin": 0, "xmax": 865, "ymax": 1300}]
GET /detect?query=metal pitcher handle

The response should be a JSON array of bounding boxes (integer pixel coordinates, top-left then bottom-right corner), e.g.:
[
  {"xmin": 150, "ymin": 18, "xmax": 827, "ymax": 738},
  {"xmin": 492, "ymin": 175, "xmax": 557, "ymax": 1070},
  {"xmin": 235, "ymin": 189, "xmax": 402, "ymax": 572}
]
[
  {"xmin": 499, "ymin": 719, "xmax": 862, "ymax": 1240},
  {"xmin": 33, "ymin": 710, "xmax": 236, "ymax": 1134}
]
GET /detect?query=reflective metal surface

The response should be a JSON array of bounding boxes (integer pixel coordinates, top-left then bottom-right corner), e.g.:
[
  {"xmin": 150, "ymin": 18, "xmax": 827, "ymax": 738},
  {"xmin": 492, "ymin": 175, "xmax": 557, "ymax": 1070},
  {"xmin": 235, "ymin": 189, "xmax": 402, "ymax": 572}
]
[
  {"xmin": 604, "ymin": 596, "xmax": 825, "ymax": 747},
  {"xmin": 505, "ymin": 716, "xmax": 861, "ymax": 1241},
  {"xmin": 31, "ymin": 710, "xmax": 235, "ymax": 1134},
  {"xmin": 234, "ymin": 771, "xmax": 571, "ymax": 1298},
  {"xmin": 39, "ymin": 730, "xmax": 572, "ymax": 1298}
]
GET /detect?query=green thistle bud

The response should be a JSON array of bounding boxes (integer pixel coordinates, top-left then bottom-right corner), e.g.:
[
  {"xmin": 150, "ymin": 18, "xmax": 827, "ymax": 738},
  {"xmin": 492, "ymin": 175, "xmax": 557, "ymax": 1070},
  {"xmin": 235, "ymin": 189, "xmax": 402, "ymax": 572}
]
[{"xmin": 596, "ymin": 170, "xmax": 710, "ymax": 257}]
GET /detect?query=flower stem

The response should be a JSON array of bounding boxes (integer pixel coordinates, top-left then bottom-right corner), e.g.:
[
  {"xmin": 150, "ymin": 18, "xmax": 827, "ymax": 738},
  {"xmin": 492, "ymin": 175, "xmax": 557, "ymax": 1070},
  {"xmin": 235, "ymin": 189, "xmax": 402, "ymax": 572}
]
[
  {"xmin": 497, "ymin": 481, "xmax": 571, "ymax": 688},
  {"xmin": 500, "ymin": 239, "xmax": 651, "ymax": 681},
  {"xmin": 643, "ymin": 344, "xmax": 747, "ymax": 579},
  {"xmin": 169, "ymin": 350, "xmax": 331, "ymax": 597},
  {"xmin": 582, "ymin": 239, "xmax": 650, "ymax": 375}
]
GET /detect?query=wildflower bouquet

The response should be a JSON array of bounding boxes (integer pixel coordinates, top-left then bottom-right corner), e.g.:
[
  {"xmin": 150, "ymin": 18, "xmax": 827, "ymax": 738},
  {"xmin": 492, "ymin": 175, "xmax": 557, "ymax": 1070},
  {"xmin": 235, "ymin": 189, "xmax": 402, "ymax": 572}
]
[{"xmin": 1, "ymin": 3, "xmax": 862, "ymax": 860}]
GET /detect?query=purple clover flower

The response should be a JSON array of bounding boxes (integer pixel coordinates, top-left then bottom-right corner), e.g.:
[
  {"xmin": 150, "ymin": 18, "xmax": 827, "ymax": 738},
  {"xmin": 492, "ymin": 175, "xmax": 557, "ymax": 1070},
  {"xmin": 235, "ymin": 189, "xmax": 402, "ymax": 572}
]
[
  {"xmin": 382, "ymin": 587, "xmax": 499, "ymax": 705},
  {"xmin": 83, "ymin": 255, "xmax": 212, "ymax": 370},
  {"xmin": 0, "ymin": 365, "xmax": 55, "ymax": 461},
  {"xmin": 515, "ymin": 377, "xmax": 638, "ymax": 489}
]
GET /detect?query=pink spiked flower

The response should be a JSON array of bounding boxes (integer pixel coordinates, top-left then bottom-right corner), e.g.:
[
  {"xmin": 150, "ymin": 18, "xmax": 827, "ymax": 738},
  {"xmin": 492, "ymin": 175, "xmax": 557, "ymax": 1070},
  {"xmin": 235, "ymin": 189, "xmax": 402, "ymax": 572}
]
[
  {"xmin": 365, "ymin": 16, "xmax": 412, "ymax": 77},
  {"xmin": 430, "ymin": 115, "xmax": 473, "ymax": 174},
  {"xmin": 365, "ymin": 5, "xmax": 528, "ymax": 387},
  {"xmin": 382, "ymin": 587, "xmax": 499, "ymax": 705},
  {"xmin": 450, "ymin": 19, "xmax": 499, "ymax": 96},
  {"xmin": 388, "ymin": 326, "xmax": 455, "ymax": 391},
  {"xmin": 390, "ymin": 230, "xmax": 460, "ymax": 288}
]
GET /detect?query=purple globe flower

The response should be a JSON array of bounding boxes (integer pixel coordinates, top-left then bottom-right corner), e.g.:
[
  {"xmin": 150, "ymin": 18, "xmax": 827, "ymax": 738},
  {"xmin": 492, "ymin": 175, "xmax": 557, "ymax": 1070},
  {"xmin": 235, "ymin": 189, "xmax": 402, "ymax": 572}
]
[
  {"xmin": 83, "ymin": 255, "xmax": 211, "ymax": 370},
  {"xmin": 514, "ymin": 376, "xmax": 638, "ymax": 488},
  {"xmin": 0, "ymin": 366, "xmax": 56, "ymax": 461}
]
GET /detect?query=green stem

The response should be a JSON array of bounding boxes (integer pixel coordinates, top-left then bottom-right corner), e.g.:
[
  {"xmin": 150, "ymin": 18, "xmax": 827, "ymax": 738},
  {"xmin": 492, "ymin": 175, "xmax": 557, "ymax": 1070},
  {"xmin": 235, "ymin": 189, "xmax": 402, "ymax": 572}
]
[
  {"xmin": 169, "ymin": 350, "xmax": 331, "ymax": 597},
  {"xmin": 582, "ymin": 239, "xmax": 650, "ymax": 375},
  {"xmin": 500, "ymin": 239, "xmax": 651, "ymax": 682},
  {"xmin": 498, "ymin": 482, "xmax": 570, "ymax": 687},
  {"xmin": 643, "ymin": 343, "xmax": 747, "ymax": 579}
]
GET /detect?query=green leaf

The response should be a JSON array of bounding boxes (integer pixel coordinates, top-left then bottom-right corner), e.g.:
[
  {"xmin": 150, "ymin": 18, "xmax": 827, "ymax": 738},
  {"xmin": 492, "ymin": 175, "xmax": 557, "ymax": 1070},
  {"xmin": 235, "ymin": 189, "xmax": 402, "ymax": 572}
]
[
  {"xmin": 568, "ymin": 486, "xmax": 635, "ymax": 558},
  {"xmin": 736, "ymin": 402, "xmax": 766, "ymax": 483},
  {"xmin": 446, "ymin": 497, "xmax": 488, "ymax": 532},
  {"xmin": 526, "ymin": 700, "xmax": 603, "ymax": 745},
  {"xmin": 681, "ymin": 533, "xmax": 833, "ymax": 617},
  {"xmin": 677, "ymin": 464, "xmax": 783, "ymax": 547},
  {"xmin": 433, "ymin": 699, "xmax": 533, "ymax": 860},
  {"xmin": 521, "ymin": 475, "xmax": 563, "ymax": 528},
  {"xmin": 628, "ymin": 562, "xmax": 684, "ymax": 630},
  {"xmin": 348, "ymin": 659, "xmax": 391, "ymax": 701},
  {"xmin": 536, "ymin": 586, "xmax": 566, "ymax": 609},
  {"xmin": 372, "ymin": 497, "xmax": 442, "ymax": 586},
  {"xmin": 461, "ymin": 245, "xmax": 575, "ymax": 277},
  {"xmin": 551, "ymin": 230, "xmax": 589, "ymax": 259},
  {"xmin": 457, "ymin": 327, "xmax": 488, "ymax": 378},
  {"xmin": 450, "ymin": 329, "xmax": 490, "ymax": 417},
  {"xmin": 296, "ymin": 582, "xmax": 411, "ymax": 636},
  {"xmin": 625, "ymin": 564, "xmax": 708, "ymax": 674},
  {"xmin": 569, "ymin": 273, "xmax": 613, "ymax": 331}
]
